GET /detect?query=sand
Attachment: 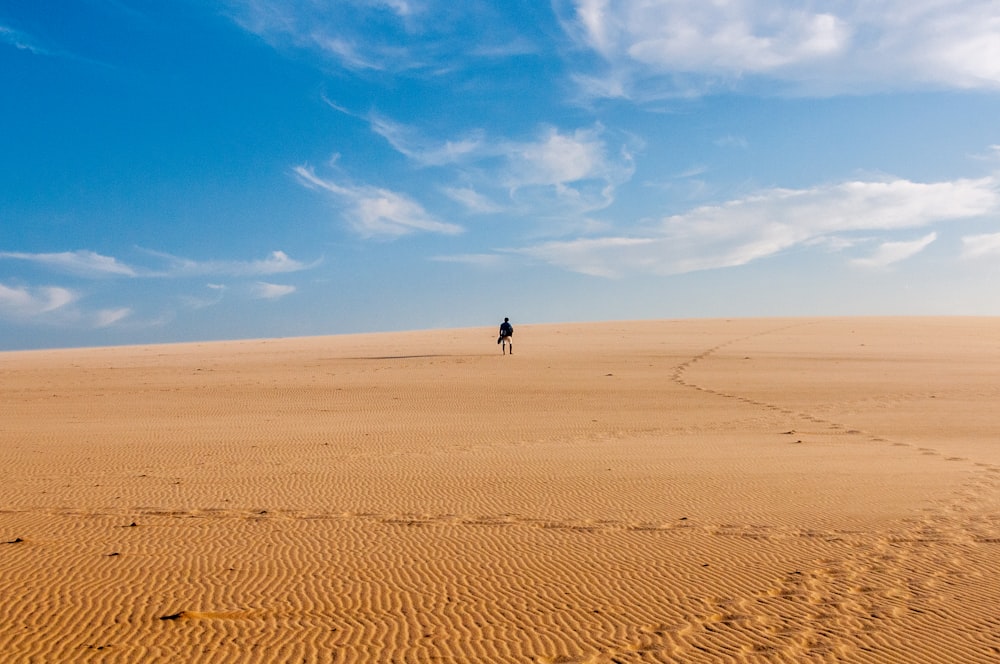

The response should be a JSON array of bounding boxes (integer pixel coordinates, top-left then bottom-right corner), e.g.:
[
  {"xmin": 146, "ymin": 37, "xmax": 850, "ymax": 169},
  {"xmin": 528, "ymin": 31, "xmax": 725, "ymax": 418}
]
[{"xmin": 1, "ymin": 317, "xmax": 999, "ymax": 663}]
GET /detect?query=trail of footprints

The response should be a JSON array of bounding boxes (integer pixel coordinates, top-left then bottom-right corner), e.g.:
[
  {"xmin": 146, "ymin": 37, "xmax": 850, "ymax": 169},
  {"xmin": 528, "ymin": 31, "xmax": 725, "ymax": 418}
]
[{"xmin": 601, "ymin": 323, "xmax": 1000, "ymax": 662}]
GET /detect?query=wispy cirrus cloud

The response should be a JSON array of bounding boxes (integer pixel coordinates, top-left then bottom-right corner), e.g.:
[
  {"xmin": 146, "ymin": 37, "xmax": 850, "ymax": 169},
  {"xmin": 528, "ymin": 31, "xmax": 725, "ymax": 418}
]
[
  {"xmin": 94, "ymin": 307, "xmax": 132, "ymax": 327},
  {"xmin": 140, "ymin": 249, "xmax": 319, "ymax": 277},
  {"xmin": 367, "ymin": 113, "xmax": 636, "ymax": 193},
  {"xmin": 226, "ymin": 0, "xmax": 542, "ymax": 74},
  {"xmin": 0, "ymin": 250, "xmax": 138, "ymax": 277},
  {"xmin": 513, "ymin": 176, "xmax": 1000, "ymax": 277},
  {"xmin": 0, "ymin": 25, "xmax": 49, "ymax": 55},
  {"xmin": 178, "ymin": 284, "xmax": 228, "ymax": 310},
  {"xmin": 250, "ymin": 281, "xmax": 296, "ymax": 299},
  {"xmin": 364, "ymin": 117, "xmax": 637, "ymax": 216},
  {"xmin": 0, "ymin": 248, "xmax": 318, "ymax": 329},
  {"xmin": 0, "ymin": 282, "xmax": 138, "ymax": 329},
  {"xmin": 961, "ymin": 232, "xmax": 1000, "ymax": 259},
  {"xmin": 294, "ymin": 165, "xmax": 463, "ymax": 236},
  {"xmin": 852, "ymin": 232, "xmax": 938, "ymax": 269},
  {"xmin": 369, "ymin": 114, "xmax": 485, "ymax": 166},
  {"xmin": 0, "ymin": 283, "xmax": 77, "ymax": 318},
  {"xmin": 0, "ymin": 281, "xmax": 143, "ymax": 329},
  {"xmin": 516, "ymin": 236, "xmax": 655, "ymax": 278},
  {"xmin": 442, "ymin": 187, "xmax": 504, "ymax": 214},
  {"xmin": 557, "ymin": 0, "xmax": 1000, "ymax": 97},
  {"xmin": 0, "ymin": 249, "xmax": 317, "ymax": 279}
]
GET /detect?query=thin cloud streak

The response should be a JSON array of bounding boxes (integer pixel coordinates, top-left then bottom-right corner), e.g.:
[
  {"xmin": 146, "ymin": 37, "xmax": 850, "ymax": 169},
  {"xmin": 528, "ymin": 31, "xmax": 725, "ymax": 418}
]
[
  {"xmin": 95, "ymin": 307, "xmax": 132, "ymax": 327},
  {"xmin": 369, "ymin": 115, "xmax": 485, "ymax": 167},
  {"xmin": 442, "ymin": 187, "xmax": 504, "ymax": 214},
  {"xmin": 516, "ymin": 237, "xmax": 656, "ymax": 278},
  {"xmin": 0, "ymin": 25, "xmax": 49, "ymax": 55},
  {"xmin": 226, "ymin": 0, "xmax": 539, "ymax": 75},
  {"xmin": 0, "ymin": 249, "xmax": 318, "ymax": 279},
  {"xmin": 294, "ymin": 165, "xmax": 464, "ymax": 236},
  {"xmin": 962, "ymin": 232, "xmax": 1000, "ymax": 258},
  {"xmin": 0, "ymin": 250, "xmax": 138, "ymax": 277},
  {"xmin": 178, "ymin": 284, "xmax": 228, "ymax": 310},
  {"xmin": 251, "ymin": 282, "xmax": 297, "ymax": 299},
  {"xmin": 141, "ymin": 250, "xmax": 319, "ymax": 278},
  {"xmin": 852, "ymin": 232, "xmax": 938, "ymax": 269},
  {"xmin": 514, "ymin": 177, "xmax": 1000, "ymax": 277}
]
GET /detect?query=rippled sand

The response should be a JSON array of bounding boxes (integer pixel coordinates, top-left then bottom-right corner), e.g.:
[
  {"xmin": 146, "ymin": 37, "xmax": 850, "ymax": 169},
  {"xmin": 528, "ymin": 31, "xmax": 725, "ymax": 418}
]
[{"xmin": 1, "ymin": 318, "xmax": 999, "ymax": 662}]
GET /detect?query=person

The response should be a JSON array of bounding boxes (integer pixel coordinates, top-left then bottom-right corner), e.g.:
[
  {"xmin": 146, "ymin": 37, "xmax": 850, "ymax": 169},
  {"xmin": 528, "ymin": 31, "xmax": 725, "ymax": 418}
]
[{"xmin": 498, "ymin": 317, "xmax": 513, "ymax": 354}]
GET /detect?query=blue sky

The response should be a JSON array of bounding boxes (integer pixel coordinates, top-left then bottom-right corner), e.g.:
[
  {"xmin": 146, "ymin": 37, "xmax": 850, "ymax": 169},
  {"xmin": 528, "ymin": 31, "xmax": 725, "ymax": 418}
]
[{"xmin": 2, "ymin": 1, "xmax": 1000, "ymax": 350}]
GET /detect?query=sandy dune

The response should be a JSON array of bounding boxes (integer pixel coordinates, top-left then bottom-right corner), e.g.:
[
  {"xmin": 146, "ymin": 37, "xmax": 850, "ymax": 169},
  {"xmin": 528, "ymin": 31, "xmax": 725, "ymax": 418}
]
[{"xmin": 1, "ymin": 317, "xmax": 999, "ymax": 662}]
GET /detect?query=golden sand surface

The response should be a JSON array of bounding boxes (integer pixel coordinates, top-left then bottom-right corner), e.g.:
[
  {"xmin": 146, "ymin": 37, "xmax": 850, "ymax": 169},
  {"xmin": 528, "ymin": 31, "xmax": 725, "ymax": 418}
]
[{"xmin": 1, "ymin": 317, "xmax": 999, "ymax": 663}]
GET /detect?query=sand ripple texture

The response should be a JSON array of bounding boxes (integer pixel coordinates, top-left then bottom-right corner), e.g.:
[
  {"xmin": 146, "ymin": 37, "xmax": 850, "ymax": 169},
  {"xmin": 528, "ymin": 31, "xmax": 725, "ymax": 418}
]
[{"xmin": 1, "ymin": 318, "xmax": 999, "ymax": 662}]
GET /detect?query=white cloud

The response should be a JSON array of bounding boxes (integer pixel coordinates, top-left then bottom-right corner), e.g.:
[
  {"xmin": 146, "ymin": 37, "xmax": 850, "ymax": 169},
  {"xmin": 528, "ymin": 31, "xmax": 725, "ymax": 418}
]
[
  {"xmin": 513, "ymin": 176, "xmax": 1000, "ymax": 277},
  {"xmin": 378, "ymin": 0, "xmax": 418, "ymax": 18},
  {"xmin": 146, "ymin": 249, "xmax": 317, "ymax": 277},
  {"xmin": 95, "ymin": 308, "xmax": 132, "ymax": 327},
  {"xmin": 228, "ymin": 2, "xmax": 396, "ymax": 70},
  {"xmin": 442, "ymin": 187, "xmax": 504, "ymax": 213},
  {"xmin": 559, "ymin": 0, "xmax": 1000, "ymax": 96},
  {"xmin": 251, "ymin": 282, "xmax": 297, "ymax": 299},
  {"xmin": 0, "ymin": 250, "xmax": 137, "ymax": 277},
  {"xmin": 227, "ymin": 0, "xmax": 530, "ymax": 75},
  {"xmin": 572, "ymin": 0, "xmax": 612, "ymax": 55},
  {"xmin": 0, "ymin": 283, "xmax": 143, "ymax": 330},
  {"xmin": 971, "ymin": 145, "xmax": 1000, "ymax": 162},
  {"xmin": 369, "ymin": 115, "xmax": 484, "ymax": 166},
  {"xmin": 0, "ymin": 249, "xmax": 316, "ymax": 279},
  {"xmin": 505, "ymin": 126, "xmax": 614, "ymax": 189},
  {"xmin": 366, "ymin": 118, "xmax": 636, "ymax": 216},
  {"xmin": 516, "ymin": 236, "xmax": 656, "ymax": 277},
  {"xmin": 852, "ymin": 232, "xmax": 938, "ymax": 269},
  {"xmin": 249, "ymin": 251, "xmax": 305, "ymax": 274},
  {"xmin": 0, "ymin": 25, "xmax": 48, "ymax": 55},
  {"xmin": 0, "ymin": 283, "xmax": 78, "ymax": 319},
  {"xmin": 294, "ymin": 165, "xmax": 463, "ymax": 236},
  {"xmin": 368, "ymin": 116, "xmax": 632, "ymax": 192},
  {"xmin": 675, "ymin": 165, "xmax": 709, "ymax": 179},
  {"xmin": 628, "ymin": 7, "xmax": 848, "ymax": 72},
  {"xmin": 312, "ymin": 34, "xmax": 387, "ymax": 71},
  {"xmin": 656, "ymin": 177, "xmax": 997, "ymax": 272},
  {"xmin": 805, "ymin": 235, "xmax": 865, "ymax": 252},
  {"xmin": 907, "ymin": 7, "xmax": 1000, "ymax": 88},
  {"xmin": 178, "ymin": 284, "xmax": 228, "ymax": 310},
  {"xmin": 962, "ymin": 232, "xmax": 1000, "ymax": 258},
  {"xmin": 497, "ymin": 127, "xmax": 635, "ymax": 215}
]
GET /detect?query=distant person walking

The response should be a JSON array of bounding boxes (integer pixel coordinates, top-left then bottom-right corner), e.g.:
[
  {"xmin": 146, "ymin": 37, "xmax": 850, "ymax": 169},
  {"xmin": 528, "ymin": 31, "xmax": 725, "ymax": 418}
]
[{"xmin": 498, "ymin": 317, "xmax": 513, "ymax": 354}]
